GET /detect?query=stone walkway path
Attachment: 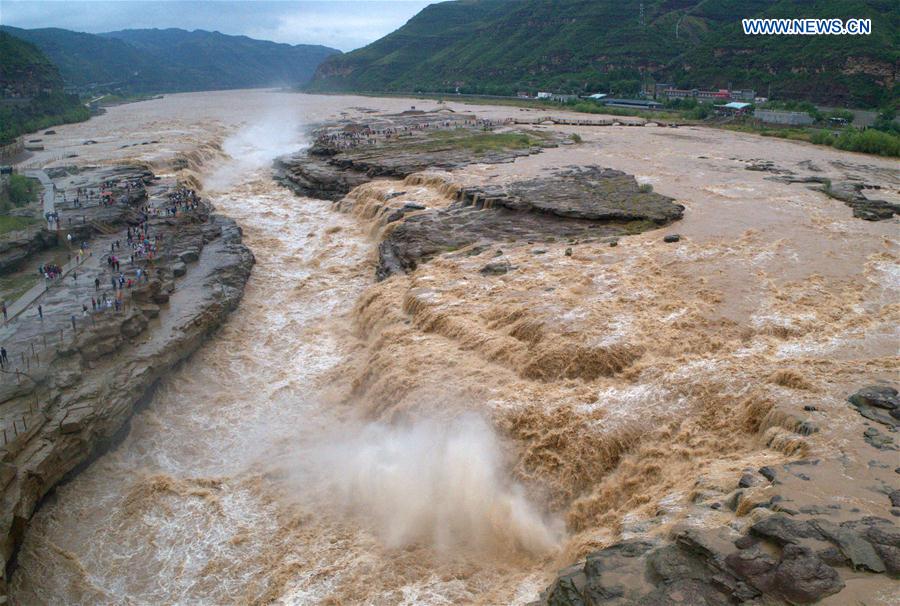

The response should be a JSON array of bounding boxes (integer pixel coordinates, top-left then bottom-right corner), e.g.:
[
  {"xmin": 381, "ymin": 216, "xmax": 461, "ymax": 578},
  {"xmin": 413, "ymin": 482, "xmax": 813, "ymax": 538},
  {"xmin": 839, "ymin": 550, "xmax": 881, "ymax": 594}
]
[
  {"xmin": 1, "ymin": 250, "xmax": 91, "ymax": 325},
  {"xmin": 0, "ymin": 170, "xmax": 92, "ymax": 325},
  {"xmin": 23, "ymin": 169, "xmax": 55, "ymax": 229}
]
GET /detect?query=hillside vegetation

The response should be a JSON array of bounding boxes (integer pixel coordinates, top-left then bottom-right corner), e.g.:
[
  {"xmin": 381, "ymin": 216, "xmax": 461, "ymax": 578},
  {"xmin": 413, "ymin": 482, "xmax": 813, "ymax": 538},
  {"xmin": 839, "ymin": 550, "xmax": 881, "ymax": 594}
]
[
  {"xmin": 0, "ymin": 26, "xmax": 341, "ymax": 94},
  {"xmin": 0, "ymin": 31, "xmax": 89, "ymax": 144},
  {"xmin": 308, "ymin": 0, "xmax": 898, "ymax": 108}
]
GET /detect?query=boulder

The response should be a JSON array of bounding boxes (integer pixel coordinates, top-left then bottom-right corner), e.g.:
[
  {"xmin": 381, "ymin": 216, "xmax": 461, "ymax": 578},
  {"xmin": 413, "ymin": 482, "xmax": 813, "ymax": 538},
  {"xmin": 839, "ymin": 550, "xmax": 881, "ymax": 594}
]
[
  {"xmin": 810, "ymin": 519, "xmax": 885, "ymax": 573},
  {"xmin": 725, "ymin": 546, "xmax": 777, "ymax": 591},
  {"xmin": 172, "ymin": 261, "xmax": 187, "ymax": 277},
  {"xmin": 480, "ymin": 261, "xmax": 511, "ymax": 276},
  {"xmin": 840, "ymin": 517, "xmax": 900, "ymax": 575},
  {"xmin": 179, "ymin": 249, "xmax": 200, "ymax": 263},
  {"xmin": 771, "ymin": 544, "xmax": 844, "ymax": 603},
  {"xmin": 738, "ymin": 473, "xmax": 758, "ymax": 488},
  {"xmin": 120, "ymin": 313, "xmax": 148, "ymax": 339},
  {"xmin": 851, "ymin": 386, "xmax": 898, "ymax": 407},
  {"xmin": 750, "ymin": 514, "xmax": 824, "ymax": 545},
  {"xmin": 545, "ymin": 564, "xmax": 587, "ymax": 606},
  {"xmin": 758, "ymin": 466, "xmax": 778, "ymax": 482}
]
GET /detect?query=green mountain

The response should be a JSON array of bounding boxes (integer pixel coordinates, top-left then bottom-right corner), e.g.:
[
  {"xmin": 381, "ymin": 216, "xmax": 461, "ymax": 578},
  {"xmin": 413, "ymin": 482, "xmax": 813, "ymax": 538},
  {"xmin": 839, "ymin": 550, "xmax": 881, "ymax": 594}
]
[
  {"xmin": 0, "ymin": 26, "xmax": 341, "ymax": 94},
  {"xmin": 0, "ymin": 31, "xmax": 89, "ymax": 144},
  {"xmin": 308, "ymin": 0, "xmax": 899, "ymax": 108}
]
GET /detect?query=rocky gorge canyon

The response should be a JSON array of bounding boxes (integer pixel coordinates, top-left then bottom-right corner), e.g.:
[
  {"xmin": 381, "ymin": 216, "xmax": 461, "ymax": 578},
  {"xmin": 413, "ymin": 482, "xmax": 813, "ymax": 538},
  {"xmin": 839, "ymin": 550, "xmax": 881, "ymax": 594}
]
[{"xmin": 2, "ymin": 90, "xmax": 897, "ymax": 605}]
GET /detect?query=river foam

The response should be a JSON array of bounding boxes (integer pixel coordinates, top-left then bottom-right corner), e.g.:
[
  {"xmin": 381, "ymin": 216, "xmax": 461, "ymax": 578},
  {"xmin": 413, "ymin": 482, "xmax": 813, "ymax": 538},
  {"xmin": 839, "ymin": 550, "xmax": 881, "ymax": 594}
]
[{"xmin": 10, "ymin": 89, "xmax": 899, "ymax": 605}]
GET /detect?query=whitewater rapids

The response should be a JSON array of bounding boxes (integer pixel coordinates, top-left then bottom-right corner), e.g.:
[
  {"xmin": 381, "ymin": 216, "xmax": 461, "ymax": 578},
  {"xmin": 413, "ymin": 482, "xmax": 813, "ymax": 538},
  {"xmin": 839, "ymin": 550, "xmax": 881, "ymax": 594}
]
[
  {"xmin": 8, "ymin": 89, "xmax": 898, "ymax": 604},
  {"xmin": 10, "ymin": 93, "xmax": 560, "ymax": 605}
]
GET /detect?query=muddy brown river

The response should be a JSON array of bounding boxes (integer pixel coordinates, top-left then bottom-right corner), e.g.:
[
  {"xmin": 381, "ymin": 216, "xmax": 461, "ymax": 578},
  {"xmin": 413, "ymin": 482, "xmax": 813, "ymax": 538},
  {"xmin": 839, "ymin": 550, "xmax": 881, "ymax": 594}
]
[{"xmin": 8, "ymin": 90, "xmax": 899, "ymax": 604}]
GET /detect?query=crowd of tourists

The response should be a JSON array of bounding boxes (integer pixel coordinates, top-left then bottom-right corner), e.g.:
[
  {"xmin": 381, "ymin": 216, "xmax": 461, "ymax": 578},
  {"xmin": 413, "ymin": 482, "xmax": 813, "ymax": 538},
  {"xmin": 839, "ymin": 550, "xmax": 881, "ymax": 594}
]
[
  {"xmin": 64, "ymin": 177, "xmax": 146, "ymax": 209},
  {"xmin": 315, "ymin": 117, "xmax": 505, "ymax": 149},
  {"xmin": 0, "ymin": 178, "xmax": 199, "ymax": 376},
  {"xmin": 38, "ymin": 263, "xmax": 64, "ymax": 281},
  {"xmin": 140, "ymin": 187, "xmax": 202, "ymax": 218},
  {"xmin": 44, "ymin": 210, "xmax": 61, "ymax": 229}
]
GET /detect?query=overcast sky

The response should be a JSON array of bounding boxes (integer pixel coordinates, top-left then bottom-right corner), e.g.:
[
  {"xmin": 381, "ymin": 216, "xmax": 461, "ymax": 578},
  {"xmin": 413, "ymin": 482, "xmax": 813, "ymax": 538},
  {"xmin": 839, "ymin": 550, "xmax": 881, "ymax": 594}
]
[{"xmin": 0, "ymin": 0, "xmax": 436, "ymax": 51}]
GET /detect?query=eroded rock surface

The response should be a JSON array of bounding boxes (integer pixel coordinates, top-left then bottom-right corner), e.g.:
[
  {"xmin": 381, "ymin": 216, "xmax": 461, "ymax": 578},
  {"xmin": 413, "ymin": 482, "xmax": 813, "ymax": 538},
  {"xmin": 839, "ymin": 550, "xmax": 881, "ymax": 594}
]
[
  {"xmin": 538, "ymin": 384, "xmax": 900, "ymax": 606},
  {"xmin": 541, "ymin": 508, "xmax": 897, "ymax": 606},
  {"xmin": 274, "ymin": 112, "xmax": 558, "ymax": 200},
  {"xmin": 817, "ymin": 181, "xmax": 900, "ymax": 221},
  {"xmin": 277, "ymin": 114, "xmax": 684, "ymax": 281},
  {"xmin": 373, "ymin": 167, "xmax": 683, "ymax": 280}
]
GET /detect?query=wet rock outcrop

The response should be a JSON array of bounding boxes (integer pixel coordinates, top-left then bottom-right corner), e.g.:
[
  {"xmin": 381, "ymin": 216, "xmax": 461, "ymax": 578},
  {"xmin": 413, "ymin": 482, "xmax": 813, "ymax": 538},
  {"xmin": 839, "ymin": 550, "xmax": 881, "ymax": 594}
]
[
  {"xmin": 848, "ymin": 385, "xmax": 899, "ymax": 429},
  {"xmin": 275, "ymin": 145, "xmax": 373, "ymax": 201},
  {"xmin": 275, "ymin": 138, "xmax": 549, "ymax": 201},
  {"xmin": 541, "ymin": 512, "xmax": 897, "ymax": 606},
  {"xmin": 277, "ymin": 115, "xmax": 684, "ymax": 281},
  {"xmin": 759, "ymin": 164, "xmax": 897, "ymax": 222},
  {"xmin": 847, "ymin": 385, "xmax": 898, "ymax": 451},
  {"xmin": 817, "ymin": 181, "xmax": 900, "ymax": 221},
  {"xmin": 539, "ymin": 380, "xmax": 900, "ymax": 606},
  {"xmin": 274, "ymin": 113, "xmax": 557, "ymax": 200},
  {"xmin": 375, "ymin": 167, "xmax": 683, "ymax": 280}
]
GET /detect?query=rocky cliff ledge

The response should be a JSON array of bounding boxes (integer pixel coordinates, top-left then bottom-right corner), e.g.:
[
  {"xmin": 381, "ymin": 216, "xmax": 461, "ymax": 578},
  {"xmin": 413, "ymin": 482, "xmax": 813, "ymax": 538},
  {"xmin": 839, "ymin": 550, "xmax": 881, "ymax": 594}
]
[
  {"xmin": 0, "ymin": 174, "xmax": 254, "ymax": 599},
  {"xmin": 371, "ymin": 167, "xmax": 683, "ymax": 280},
  {"xmin": 276, "ymin": 113, "xmax": 683, "ymax": 281},
  {"xmin": 274, "ymin": 111, "xmax": 561, "ymax": 200}
]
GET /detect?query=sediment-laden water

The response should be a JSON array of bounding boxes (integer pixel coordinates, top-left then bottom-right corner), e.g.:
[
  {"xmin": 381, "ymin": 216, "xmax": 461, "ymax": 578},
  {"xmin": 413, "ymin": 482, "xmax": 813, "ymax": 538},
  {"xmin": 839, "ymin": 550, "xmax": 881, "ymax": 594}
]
[{"xmin": 9, "ymin": 90, "xmax": 899, "ymax": 604}]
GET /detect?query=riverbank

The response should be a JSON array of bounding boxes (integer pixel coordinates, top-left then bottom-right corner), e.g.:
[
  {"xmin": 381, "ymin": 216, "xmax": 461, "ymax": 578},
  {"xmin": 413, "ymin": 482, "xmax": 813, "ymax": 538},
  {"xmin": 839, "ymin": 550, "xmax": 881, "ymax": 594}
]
[
  {"xmin": 0, "ymin": 164, "xmax": 254, "ymax": 600},
  {"xmin": 314, "ymin": 92, "xmax": 900, "ymax": 158}
]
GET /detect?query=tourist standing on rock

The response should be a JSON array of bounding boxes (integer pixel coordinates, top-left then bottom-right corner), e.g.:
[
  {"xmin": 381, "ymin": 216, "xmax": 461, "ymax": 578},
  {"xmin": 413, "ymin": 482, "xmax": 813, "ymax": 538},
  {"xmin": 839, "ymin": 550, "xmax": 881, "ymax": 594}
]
[
  {"xmin": 0, "ymin": 347, "xmax": 7, "ymax": 368},
  {"xmin": 38, "ymin": 305, "xmax": 43, "ymax": 320},
  {"xmin": 2, "ymin": 302, "xmax": 7, "ymax": 322},
  {"xmin": 70, "ymin": 315, "xmax": 76, "ymax": 331},
  {"xmin": 95, "ymin": 277, "xmax": 100, "ymax": 291}
]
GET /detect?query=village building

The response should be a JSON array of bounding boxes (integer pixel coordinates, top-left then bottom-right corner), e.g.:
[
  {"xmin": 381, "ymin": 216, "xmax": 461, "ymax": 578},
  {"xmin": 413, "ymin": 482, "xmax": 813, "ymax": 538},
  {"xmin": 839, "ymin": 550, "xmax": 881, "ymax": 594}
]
[
  {"xmin": 715, "ymin": 101, "xmax": 752, "ymax": 116},
  {"xmin": 655, "ymin": 85, "xmax": 756, "ymax": 104},
  {"xmin": 599, "ymin": 98, "xmax": 663, "ymax": 110},
  {"xmin": 753, "ymin": 109, "xmax": 815, "ymax": 125}
]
